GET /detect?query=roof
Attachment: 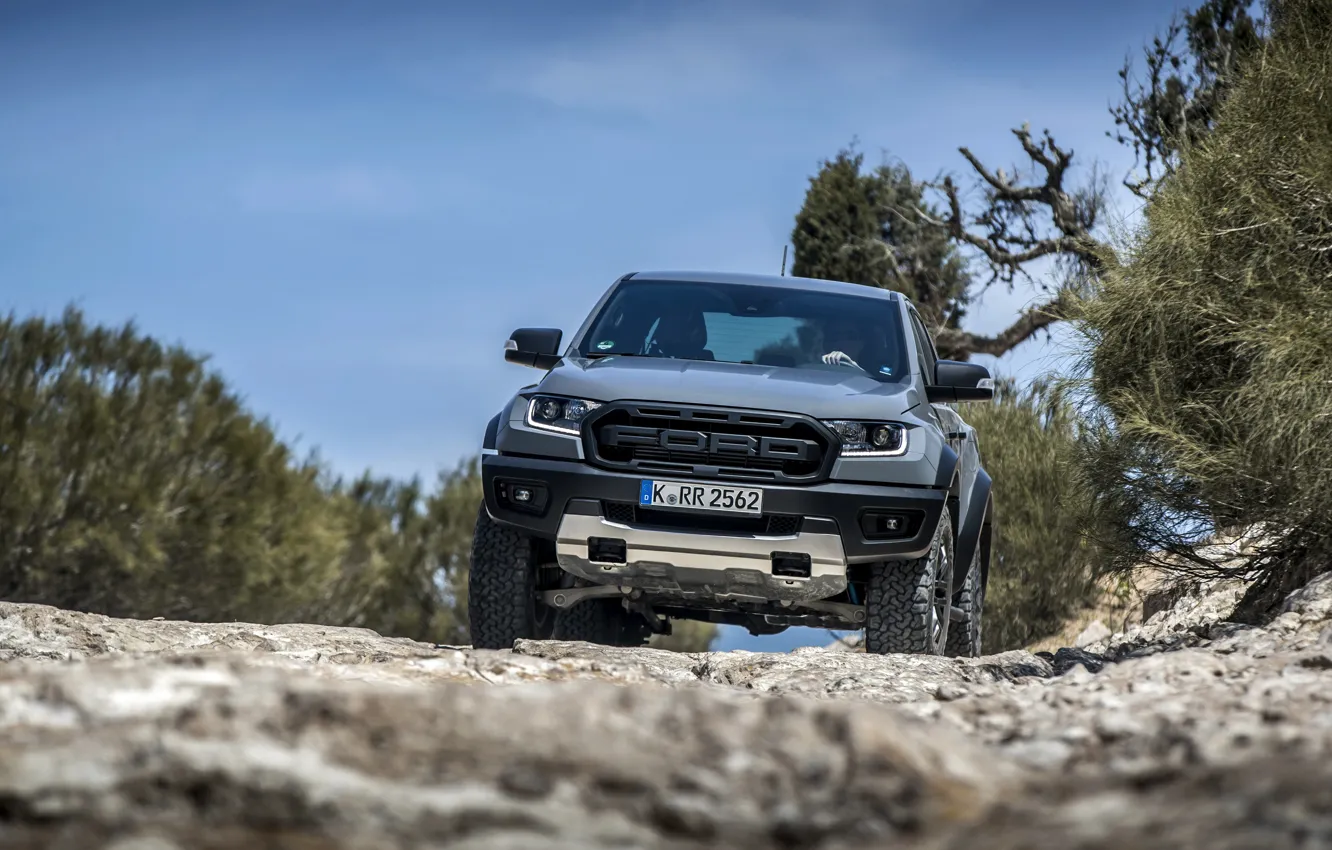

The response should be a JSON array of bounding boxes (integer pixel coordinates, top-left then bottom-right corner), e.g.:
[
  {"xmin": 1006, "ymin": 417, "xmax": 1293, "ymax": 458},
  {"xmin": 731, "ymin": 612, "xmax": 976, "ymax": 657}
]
[{"xmin": 623, "ymin": 270, "xmax": 901, "ymax": 302}]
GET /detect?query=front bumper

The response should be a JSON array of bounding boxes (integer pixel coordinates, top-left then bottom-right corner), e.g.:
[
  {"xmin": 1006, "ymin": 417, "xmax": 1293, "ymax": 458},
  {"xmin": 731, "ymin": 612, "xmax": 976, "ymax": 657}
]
[
  {"xmin": 554, "ymin": 507, "xmax": 848, "ymax": 603},
  {"xmin": 483, "ymin": 453, "xmax": 947, "ymax": 565}
]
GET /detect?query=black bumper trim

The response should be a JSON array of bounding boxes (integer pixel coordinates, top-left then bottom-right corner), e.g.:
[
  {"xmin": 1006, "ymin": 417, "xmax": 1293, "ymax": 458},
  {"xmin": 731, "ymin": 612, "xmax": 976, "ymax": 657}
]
[{"xmin": 483, "ymin": 454, "xmax": 946, "ymax": 563}]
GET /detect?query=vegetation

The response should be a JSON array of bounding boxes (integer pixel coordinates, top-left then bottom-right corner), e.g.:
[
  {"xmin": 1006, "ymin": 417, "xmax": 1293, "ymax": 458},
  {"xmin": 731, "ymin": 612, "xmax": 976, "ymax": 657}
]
[
  {"xmin": 1110, "ymin": 0, "xmax": 1267, "ymax": 198},
  {"xmin": 0, "ymin": 307, "xmax": 340, "ymax": 623},
  {"xmin": 0, "ymin": 306, "xmax": 720, "ymax": 651},
  {"xmin": 789, "ymin": 142, "xmax": 1104, "ymax": 361},
  {"xmin": 792, "ymin": 2, "xmax": 1270, "ymax": 364},
  {"xmin": 792, "ymin": 152, "xmax": 972, "ymax": 356},
  {"xmin": 788, "ymin": 0, "xmax": 1314, "ymax": 645},
  {"xmin": 960, "ymin": 379, "xmax": 1102, "ymax": 650},
  {"xmin": 1074, "ymin": 0, "xmax": 1332, "ymax": 597}
]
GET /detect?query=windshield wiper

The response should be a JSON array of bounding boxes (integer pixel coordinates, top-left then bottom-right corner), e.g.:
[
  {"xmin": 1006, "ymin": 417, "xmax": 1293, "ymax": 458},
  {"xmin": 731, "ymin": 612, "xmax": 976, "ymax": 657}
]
[{"xmin": 585, "ymin": 351, "xmax": 650, "ymax": 359}]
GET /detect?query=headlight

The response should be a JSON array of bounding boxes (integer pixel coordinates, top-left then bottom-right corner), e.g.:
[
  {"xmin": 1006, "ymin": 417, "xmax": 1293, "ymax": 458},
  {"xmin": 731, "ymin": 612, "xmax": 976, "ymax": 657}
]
[
  {"xmin": 824, "ymin": 420, "xmax": 907, "ymax": 457},
  {"xmin": 525, "ymin": 395, "xmax": 603, "ymax": 436}
]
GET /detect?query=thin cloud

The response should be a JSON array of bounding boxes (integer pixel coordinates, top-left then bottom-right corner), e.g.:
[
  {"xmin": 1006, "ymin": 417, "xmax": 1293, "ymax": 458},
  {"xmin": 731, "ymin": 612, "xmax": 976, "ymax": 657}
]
[{"xmin": 487, "ymin": 2, "xmax": 915, "ymax": 118}]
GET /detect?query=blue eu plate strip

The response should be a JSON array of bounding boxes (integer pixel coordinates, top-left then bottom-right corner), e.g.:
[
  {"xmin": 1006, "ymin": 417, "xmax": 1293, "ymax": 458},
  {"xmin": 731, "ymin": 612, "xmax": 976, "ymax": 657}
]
[{"xmin": 639, "ymin": 480, "xmax": 653, "ymax": 505}]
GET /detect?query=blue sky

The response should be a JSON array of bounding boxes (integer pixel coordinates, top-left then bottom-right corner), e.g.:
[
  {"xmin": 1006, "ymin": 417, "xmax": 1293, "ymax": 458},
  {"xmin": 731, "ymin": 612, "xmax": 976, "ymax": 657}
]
[{"xmin": 2, "ymin": 0, "xmax": 1174, "ymax": 650}]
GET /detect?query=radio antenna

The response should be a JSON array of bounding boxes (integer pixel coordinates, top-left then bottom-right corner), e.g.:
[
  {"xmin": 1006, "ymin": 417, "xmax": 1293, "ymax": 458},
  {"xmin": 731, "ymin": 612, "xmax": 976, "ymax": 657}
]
[{"xmin": 780, "ymin": 245, "xmax": 788, "ymax": 276}]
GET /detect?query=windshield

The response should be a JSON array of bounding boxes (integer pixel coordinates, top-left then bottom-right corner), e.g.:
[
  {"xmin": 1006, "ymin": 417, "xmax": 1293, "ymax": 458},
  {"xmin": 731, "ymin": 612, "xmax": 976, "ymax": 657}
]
[{"xmin": 575, "ymin": 279, "xmax": 908, "ymax": 382}]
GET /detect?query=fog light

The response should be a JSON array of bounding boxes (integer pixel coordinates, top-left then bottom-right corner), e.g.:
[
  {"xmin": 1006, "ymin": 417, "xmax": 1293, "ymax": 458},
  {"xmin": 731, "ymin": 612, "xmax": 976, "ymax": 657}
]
[
  {"xmin": 858, "ymin": 509, "xmax": 922, "ymax": 540},
  {"xmin": 496, "ymin": 479, "xmax": 549, "ymax": 515}
]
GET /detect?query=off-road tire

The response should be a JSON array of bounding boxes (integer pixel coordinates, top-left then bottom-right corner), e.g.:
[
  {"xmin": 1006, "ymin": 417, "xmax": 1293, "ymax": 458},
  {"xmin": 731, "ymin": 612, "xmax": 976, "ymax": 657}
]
[
  {"xmin": 944, "ymin": 541, "xmax": 983, "ymax": 657},
  {"xmin": 467, "ymin": 504, "xmax": 554, "ymax": 649},
  {"xmin": 865, "ymin": 509, "xmax": 955, "ymax": 655},
  {"xmin": 553, "ymin": 599, "xmax": 649, "ymax": 646}
]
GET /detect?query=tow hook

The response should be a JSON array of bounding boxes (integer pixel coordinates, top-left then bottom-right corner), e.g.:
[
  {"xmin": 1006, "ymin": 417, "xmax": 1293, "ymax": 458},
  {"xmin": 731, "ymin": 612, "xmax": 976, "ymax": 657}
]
[{"xmin": 541, "ymin": 585, "xmax": 625, "ymax": 608}]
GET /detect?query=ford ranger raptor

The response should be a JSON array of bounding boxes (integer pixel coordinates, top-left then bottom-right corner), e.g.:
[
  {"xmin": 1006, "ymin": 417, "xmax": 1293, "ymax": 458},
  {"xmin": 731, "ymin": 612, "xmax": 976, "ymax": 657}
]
[{"xmin": 468, "ymin": 270, "xmax": 995, "ymax": 656}]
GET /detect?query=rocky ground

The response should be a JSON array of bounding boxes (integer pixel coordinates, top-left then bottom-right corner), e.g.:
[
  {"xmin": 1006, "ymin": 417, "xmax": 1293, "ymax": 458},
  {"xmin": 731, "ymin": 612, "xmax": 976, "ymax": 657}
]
[{"xmin": 2, "ymin": 571, "xmax": 1332, "ymax": 849}]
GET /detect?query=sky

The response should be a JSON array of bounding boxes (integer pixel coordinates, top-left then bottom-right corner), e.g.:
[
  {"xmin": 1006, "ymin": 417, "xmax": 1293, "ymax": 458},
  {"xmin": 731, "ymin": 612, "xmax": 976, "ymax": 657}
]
[{"xmin": 2, "ymin": 0, "xmax": 1175, "ymax": 651}]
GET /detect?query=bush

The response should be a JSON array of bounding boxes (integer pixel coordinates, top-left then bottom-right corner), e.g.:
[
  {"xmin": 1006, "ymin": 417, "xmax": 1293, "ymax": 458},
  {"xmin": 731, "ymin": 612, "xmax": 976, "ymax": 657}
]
[
  {"xmin": 1074, "ymin": 0, "xmax": 1332, "ymax": 590},
  {"xmin": 317, "ymin": 461, "xmax": 483, "ymax": 645},
  {"xmin": 962, "ymin": 378, "xmax": 1103, "ymax": 650},
  {"xmin": 0, "ymin": 307, "xmax": 475, "ymax": 638},
  {"xmin": 0, "ymin": 306, "xmax": 719, "ymax": 649},
  {"xmin": 0, "ymin": 307, "xmax": 346, "ymax": 621}
]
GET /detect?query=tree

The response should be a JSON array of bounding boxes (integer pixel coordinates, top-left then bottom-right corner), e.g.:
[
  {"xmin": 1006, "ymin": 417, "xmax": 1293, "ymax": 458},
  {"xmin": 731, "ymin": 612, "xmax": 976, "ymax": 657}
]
[
  {"xmin": 794, "ymin": 3, "xmax": 1270, "ymax": 361},
  {"xmin": 318, "ymin": 459, "xmax": 485, "ymax": 646},
  {"xmin": 1110, "ymin": 0, "xmax": 1267, "ymax": 198},
  {"xmin": 791, "ymin": 136, "xmax": 1108, "ymax": 360},
  {"xmin": 959, "ymin": 379, "xmax": 1105, "ymax": 650},
  {"xmin": 922, "ymin": 1, "xmax": 1269, "ymax": 310},
  {"xmin": 791, "ymin": 150, "xmax": 974, "ymax": 358},
  {"xmin": 919, "ymin": 125, "xmax": 1110, "ymax": 358},
  {"xmin": 1074, "ymin": 0, "xmax": 1332, "ymax": 604},
  {"xmin": 0, "ymin": 306, "xmax": 346, "ymax": 622}
]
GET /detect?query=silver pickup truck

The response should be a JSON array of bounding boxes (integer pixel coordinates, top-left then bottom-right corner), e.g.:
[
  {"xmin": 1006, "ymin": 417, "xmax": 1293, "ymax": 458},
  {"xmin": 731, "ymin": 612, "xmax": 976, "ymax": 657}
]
[{"xmin": 469, "ymin": 270, "xmax": 995, "ymax": 656}]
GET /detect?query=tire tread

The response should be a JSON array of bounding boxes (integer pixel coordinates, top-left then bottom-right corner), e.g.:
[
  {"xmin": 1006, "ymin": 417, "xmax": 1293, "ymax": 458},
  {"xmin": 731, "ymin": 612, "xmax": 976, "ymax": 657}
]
[
  {"xmin": 468, "ymin": 505, "xmax": 538, "ymax": 650},
  {"xmin": 865, "ymin": 511, "xmax": 953, "ymax": 655},
  {"xmin": 945, "ymin": 543, "xmax": 983, "ymax": 658}
]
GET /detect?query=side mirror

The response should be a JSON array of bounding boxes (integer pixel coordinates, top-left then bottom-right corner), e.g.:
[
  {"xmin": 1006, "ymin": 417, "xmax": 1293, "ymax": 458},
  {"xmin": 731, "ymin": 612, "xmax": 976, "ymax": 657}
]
[
  {"xmin": 926, "ymin": 360, "xmax": 995, "ymax": 403},
  {"xmin": 504, "ymin": 328, "xmax": 564, "ymax": 370}
]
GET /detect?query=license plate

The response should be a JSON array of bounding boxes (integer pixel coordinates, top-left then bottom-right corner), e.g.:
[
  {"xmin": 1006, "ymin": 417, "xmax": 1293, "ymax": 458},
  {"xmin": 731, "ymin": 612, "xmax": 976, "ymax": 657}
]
[{"xmin": 639, "ymin": 479, "xmax": 763, "ymax": 514}]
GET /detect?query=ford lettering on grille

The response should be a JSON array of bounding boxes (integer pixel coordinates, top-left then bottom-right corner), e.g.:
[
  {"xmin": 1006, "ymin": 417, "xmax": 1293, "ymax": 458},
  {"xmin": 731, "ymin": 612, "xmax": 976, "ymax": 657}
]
[{"xmin": 600, "ymin": 425, "xmax": 819, "ymax": 462}]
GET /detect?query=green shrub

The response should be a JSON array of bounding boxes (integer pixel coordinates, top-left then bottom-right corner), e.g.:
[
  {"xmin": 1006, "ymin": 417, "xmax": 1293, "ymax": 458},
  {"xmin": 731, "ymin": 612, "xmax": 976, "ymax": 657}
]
[
  {"xmin": 0, "ymin": 307, "xmax": 472, "ymax": 639},
  {"xmin": 0, "ymin": 307, "xmax": 347, "ymax": 621},
  {"xmin": 963, "ymin": 378, "xmax": 1103, "ymax": 650},
  {"xmin": 1073, "ymin": 0, "xmax": 1332, "ymax": 588},
  {"xmin": 0, "ymin": 306, "xmax": 718, "ymax": 648},
  {"xmin": 316, "ymin": 461, "xmax": 483, "ymax": 645}
]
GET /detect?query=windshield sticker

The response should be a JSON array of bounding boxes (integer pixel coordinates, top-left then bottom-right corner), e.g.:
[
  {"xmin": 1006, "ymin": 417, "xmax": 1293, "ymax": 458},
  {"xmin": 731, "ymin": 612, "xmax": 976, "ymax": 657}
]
[
  {"xmin": 879, "ymin": 366, "xmax": 894, "ymax": 375},
  {"xmin": 596, "ymin": 340, "xmax": 615, "ymax": 350}
]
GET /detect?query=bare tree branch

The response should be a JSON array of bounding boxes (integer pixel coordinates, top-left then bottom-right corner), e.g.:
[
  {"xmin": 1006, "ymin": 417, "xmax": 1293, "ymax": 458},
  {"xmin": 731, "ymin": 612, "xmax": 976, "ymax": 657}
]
[
  {"xmin": 921, "ymin": 123, "xmax": 1111, "ymax": 295},
  {"xmin": 933, "ymin": 292, "xmax": 1069, "ymax": 359},
  {"xmin": 1110, "ymin": 15, "xmax": 1187, "ymax": 199},
  {"xmin": 1109, "ymin": 2, "xmax": 1266, "ymax": 199}
]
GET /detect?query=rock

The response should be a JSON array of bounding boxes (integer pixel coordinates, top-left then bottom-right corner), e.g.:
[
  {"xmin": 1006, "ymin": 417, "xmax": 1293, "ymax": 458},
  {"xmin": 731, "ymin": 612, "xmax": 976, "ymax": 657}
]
[
  {"xmin": 1047, "ymin": 647, "xmax": 1108, "ymax": 675},
  {"xmin": 940, "ymin": 753, "xmax": 1332, "ymax": 850},
  {"xmin": 513, "ymin": 640, "xmax": 1054, "ymax": 702},
  {"xmin": 0, "ymin": 565, "xmax": 1330, "ymax": 848},
  {"xmin": 824, "ymin": 632, "xmax": 865, "ymax": 652},
  {"xmin": 1074, "ymin": 620, "xmax": 1111, "ymax": 648},
  {"xmin": 0, "ymin": 650, "xmax": 1014, "ymax": 849}
]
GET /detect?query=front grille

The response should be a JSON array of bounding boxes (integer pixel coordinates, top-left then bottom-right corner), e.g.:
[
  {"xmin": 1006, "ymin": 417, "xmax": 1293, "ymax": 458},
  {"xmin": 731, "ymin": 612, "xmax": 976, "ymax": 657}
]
[
  {"xmin": 586, "ymin": 403, "xmax": 834, "ymax": 484},
  {"xmin": 601, "ymin": 501, "xmax": 804, "ymax": 537}
]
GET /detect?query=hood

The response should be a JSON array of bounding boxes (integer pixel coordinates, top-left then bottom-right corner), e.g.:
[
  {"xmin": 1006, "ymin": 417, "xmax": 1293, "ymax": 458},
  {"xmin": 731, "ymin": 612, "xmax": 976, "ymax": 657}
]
[{"xmin": 537, "ymin": 356, "xmax": 922, "ymax": 420}]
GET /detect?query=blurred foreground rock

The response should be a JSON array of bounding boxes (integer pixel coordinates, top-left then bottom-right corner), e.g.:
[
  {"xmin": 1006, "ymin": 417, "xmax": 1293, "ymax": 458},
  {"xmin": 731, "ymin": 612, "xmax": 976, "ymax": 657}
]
[{"xmin": 1, "ymin": 572, "xmax": 1331, "ymax": 848}]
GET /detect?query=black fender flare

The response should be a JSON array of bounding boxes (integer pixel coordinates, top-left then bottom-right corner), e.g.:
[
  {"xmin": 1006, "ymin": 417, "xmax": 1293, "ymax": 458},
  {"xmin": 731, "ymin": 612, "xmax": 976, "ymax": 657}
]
[
  {"xmin": 483, "ymin": 411, "xmax": 502, "ymax": 451},
  {"xmin": 954, "ymin": 469, "xmax": 993, "ymax": 591},
  {"xmin": 932, "ymin": 443, "xmax": 959, "ymax": 489}
]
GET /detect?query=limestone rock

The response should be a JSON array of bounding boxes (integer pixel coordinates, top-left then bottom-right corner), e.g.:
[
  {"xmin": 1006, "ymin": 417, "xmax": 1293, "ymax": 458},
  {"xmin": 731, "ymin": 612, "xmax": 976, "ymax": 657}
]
[
  {"xmin": 0, "ymin": 651, "xmax": 1013, "ymax": 849},
  {"xmin": 1, "ymin": 567, "xmax": 1331, "ymax": 848},
  {"xmin": 1073, "ymin": 620, "xmax": 1111, "ymax": 648}
]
